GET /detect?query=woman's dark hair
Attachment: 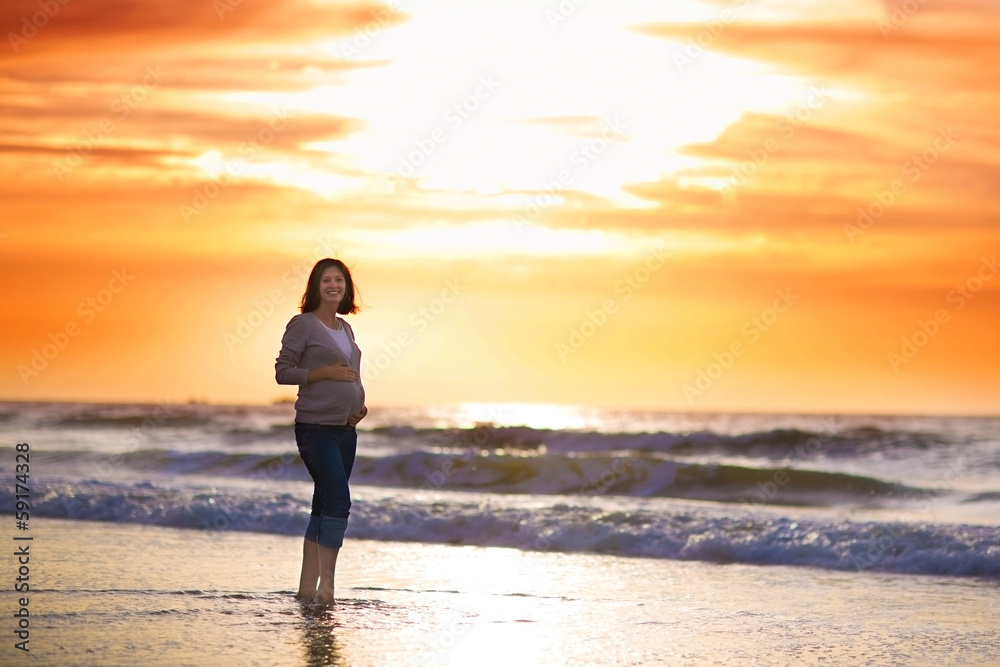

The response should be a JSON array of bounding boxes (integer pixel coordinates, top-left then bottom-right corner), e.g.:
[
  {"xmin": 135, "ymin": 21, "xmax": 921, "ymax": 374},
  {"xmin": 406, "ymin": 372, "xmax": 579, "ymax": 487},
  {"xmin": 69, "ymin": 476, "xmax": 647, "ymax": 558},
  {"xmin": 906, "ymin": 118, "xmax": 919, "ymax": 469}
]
[{"xmin": 300, "ymin": 258, "xmax": 361, "ymax": 314}]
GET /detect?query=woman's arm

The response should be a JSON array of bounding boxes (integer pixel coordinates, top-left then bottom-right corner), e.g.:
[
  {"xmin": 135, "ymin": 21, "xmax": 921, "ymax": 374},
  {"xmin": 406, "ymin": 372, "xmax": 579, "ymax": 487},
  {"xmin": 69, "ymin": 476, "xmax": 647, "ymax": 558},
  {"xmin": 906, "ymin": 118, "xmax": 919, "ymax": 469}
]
[
  {"xmin": 277, "ymin": 316, "xmax": 360, "ymax": 385},
  {"xmin": 275, "ymin": 317, "xmax": 309, "ymax": 385}
]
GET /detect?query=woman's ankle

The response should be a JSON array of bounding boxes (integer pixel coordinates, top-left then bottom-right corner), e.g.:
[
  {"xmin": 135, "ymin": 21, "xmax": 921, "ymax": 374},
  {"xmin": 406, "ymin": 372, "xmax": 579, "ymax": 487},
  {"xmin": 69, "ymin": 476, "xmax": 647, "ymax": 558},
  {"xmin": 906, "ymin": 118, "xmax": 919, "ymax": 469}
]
[{"xmin": 313, "ymin": 586, "xmax": 335, "ymax": 605}]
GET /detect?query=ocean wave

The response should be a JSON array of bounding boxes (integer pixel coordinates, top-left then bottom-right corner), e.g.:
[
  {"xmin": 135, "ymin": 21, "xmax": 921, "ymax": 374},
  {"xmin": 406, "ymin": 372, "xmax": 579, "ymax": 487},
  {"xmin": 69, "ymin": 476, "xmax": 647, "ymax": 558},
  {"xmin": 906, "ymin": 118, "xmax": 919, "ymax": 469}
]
[
  {"xmin": 23, "ymin": 402, "xmax": 957, "ymax": 461},
  {"xmin": 351, "ymin": 451, "xmax": 928, "ymax": 506},
  {"xmin": 22, "ymin": 401, "xmax": 272, "ymax": 431},
  {"xmin": 11, "ymin": 480, "xmax": 999, "ymax": 578},
  {"xmin": 28, "ymin": 448, "xmax": 304, "ymax": 480},
  {"xmin": 21, "ymin": 448, "xmax": 930, "ymax": 507},
  {"xmin": 963, "ymin": 492, "xmax": 1000, "ymax": 503},
  {"xmin": 50, "ymin": 412, "xmax": 213, "ymax": 429},
  {"xmin": 368, "ymin": 424, "xmax": 948, "ymax": 459}
]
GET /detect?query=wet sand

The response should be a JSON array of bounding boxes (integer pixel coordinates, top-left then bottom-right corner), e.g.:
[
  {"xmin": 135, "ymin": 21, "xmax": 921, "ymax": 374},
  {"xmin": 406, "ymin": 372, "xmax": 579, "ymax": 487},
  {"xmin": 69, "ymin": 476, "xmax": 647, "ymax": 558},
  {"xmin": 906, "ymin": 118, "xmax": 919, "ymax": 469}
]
[{"xmin": 3, "ymin": 516, "xmax": 998, "ymax": 666}]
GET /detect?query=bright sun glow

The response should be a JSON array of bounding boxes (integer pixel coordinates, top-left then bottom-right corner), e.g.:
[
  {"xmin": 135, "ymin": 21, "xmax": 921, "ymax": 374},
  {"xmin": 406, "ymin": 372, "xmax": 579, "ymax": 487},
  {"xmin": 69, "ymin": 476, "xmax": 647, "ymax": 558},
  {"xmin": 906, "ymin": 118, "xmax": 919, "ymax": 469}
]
[
  {"xmin": 342, "ymin": 220, "xmax": 633, "ymax": 257},
  {"xmin": 225, "ymin": 0, "xmax": 810, "ymax": 205},
  {"xmin": 452, "ymin": 402, "xmax": 598, "ymax": 430},
  {"xmin": 8, "ymin": 0, "xmax": 995, "ymax": 415}
]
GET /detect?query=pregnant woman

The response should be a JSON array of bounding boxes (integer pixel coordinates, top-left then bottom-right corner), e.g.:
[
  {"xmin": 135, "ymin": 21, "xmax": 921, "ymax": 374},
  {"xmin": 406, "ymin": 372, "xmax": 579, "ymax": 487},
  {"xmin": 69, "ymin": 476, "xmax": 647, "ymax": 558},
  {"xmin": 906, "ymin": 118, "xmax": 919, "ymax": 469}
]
[{"xmin": 275, "ymin": 258, "xmax": 368, "ymax": 605}]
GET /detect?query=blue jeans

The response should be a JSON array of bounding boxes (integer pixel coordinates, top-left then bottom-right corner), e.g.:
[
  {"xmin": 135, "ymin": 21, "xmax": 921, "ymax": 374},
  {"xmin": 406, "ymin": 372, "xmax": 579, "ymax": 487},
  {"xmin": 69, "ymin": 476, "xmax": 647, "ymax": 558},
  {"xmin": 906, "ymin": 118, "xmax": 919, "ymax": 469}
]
[{"xmin": 295, "ymin": 423, "xmax": 357, "ymax": 549}]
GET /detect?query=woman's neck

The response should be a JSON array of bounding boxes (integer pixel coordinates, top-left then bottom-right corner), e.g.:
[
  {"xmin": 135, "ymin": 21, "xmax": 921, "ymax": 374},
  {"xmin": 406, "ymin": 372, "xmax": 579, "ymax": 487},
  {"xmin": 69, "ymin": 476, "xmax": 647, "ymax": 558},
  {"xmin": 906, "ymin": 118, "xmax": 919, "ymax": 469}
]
[{"xmin": 313, "ymin": 306, "xmax": 340, "ymax": 328}]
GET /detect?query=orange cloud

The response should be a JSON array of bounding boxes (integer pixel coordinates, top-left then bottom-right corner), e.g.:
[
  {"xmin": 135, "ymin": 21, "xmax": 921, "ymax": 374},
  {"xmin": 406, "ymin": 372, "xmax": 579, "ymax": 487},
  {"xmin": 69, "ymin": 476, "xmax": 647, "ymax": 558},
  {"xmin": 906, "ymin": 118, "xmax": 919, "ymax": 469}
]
[
  {"xmin": 1, "ymin": 1, "xmax": 997, "ymax": 413},
  {"xmin": 1, "ymin": 0, "xmax": 403, "ymax": 59}
]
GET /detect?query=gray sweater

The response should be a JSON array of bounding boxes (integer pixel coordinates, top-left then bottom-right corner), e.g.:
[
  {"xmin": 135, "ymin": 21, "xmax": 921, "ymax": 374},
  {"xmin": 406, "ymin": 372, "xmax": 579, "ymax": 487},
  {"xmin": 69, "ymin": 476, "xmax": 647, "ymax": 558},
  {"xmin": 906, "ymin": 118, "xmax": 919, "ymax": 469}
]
[{"xmin": 275, "ymin": 312, "xmax": 365, "ymax": 425}]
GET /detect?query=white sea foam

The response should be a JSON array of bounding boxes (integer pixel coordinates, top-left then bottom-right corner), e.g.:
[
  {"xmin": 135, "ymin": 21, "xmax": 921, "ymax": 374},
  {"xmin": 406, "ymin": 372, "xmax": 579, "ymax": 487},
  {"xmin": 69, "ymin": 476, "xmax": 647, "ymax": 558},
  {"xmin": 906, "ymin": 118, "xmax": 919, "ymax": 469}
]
[{"xmin": 3, "ymin": 401, "xmax": 999, "ymax": 578}]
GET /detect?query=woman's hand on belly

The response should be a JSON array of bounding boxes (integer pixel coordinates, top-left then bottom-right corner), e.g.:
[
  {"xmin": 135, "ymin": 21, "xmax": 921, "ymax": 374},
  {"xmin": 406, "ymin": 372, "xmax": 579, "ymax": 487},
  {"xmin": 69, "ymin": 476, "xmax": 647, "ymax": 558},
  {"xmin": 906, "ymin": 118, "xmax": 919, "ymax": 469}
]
[
  {"xmin": 346, "ymin": 405, "xmax": 368, "ymax": 427},
  {"xmin": 307, "ymin": 362, "xmax": 358, "ymax": 383}
]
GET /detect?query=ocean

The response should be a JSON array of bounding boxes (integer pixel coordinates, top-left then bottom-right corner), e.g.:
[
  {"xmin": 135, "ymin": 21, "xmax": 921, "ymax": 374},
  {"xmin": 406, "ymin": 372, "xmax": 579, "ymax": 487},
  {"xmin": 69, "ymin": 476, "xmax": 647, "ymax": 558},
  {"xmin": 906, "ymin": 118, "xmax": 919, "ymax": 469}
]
[{"xmin": 1, "ymin": 400, "xmax": 998, "ymax": 665}]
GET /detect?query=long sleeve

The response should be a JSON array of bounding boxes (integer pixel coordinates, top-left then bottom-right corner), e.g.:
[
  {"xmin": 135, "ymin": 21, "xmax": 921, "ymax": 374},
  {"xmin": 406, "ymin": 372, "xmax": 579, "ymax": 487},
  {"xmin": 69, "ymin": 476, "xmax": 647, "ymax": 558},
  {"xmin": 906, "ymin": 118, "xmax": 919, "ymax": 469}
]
[
  {"xmin": 275, "ymin": 315, "xmax": 310, "ymax": 386},
  {"xmin": 342, "ymin": 319, "xmax": 366, "ymax": 408},
  {"xmin": 275, "ymin": 312, "xmax": 364, "ymax": 424}
]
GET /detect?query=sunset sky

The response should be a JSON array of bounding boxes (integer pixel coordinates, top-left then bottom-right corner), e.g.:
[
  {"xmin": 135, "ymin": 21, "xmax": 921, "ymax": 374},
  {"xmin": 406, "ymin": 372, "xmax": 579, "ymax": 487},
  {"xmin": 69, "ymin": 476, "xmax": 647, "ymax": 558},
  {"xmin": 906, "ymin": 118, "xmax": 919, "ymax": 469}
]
[{"xmin": 2, "ymin": 0, "xmax": 998, "ymax": 415}]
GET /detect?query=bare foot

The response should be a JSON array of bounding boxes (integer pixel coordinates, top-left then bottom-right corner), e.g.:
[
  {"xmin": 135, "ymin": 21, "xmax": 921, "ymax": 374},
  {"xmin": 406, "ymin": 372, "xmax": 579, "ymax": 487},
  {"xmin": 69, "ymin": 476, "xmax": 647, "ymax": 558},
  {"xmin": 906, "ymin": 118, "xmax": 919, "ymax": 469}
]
[{"xmin": 313, "ymin": 588, "xmax": 335, "ymax": 606}]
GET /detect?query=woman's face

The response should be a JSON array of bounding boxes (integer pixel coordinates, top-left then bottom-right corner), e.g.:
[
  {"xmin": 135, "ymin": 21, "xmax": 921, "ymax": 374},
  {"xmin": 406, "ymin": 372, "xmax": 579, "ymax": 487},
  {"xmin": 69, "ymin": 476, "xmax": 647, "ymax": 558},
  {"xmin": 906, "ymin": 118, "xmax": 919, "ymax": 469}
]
[{"xmin": 318, "ymin": 266, "xmax": 347, "ymax": 308}]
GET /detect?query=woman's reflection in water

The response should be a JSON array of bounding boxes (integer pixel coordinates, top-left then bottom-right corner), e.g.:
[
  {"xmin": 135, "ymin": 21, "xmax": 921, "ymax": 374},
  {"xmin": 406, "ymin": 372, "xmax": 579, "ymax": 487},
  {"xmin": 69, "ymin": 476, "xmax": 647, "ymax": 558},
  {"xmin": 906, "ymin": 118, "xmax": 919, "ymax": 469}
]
[{"xmin": 298, "ymin": 603, "xmax": 346, "ymax": 667}]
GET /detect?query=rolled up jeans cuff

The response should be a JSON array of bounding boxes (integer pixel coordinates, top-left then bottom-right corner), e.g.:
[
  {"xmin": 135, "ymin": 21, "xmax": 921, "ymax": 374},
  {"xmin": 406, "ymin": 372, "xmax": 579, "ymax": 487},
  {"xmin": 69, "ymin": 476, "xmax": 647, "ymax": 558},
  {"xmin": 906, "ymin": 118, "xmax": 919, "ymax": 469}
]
[{"xmin": 305, "ymin": 514, "xmax": 349, "ymax": 549}]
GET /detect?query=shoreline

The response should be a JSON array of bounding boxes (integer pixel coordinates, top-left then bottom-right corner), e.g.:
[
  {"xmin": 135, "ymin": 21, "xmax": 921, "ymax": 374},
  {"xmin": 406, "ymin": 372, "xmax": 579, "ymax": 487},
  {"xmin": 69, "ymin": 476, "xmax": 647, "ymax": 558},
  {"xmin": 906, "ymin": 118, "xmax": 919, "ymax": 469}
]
[{"xmin": 1, "ymin": 516, "xmax": 997, "ymax": 666}]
